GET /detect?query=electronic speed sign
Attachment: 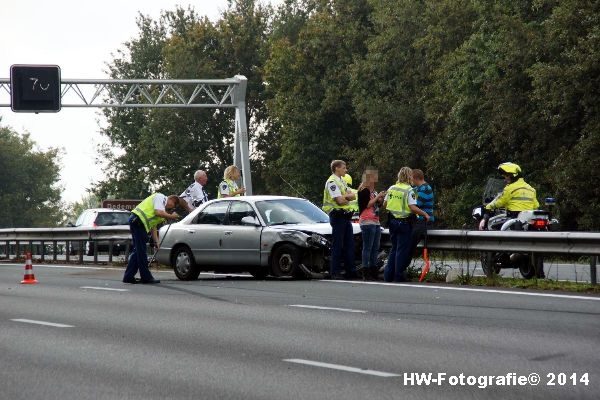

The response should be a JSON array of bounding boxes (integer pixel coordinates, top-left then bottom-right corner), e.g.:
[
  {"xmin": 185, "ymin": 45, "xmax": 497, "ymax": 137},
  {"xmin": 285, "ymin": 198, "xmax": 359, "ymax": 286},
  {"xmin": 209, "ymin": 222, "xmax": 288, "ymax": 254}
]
[{"xmin": 10, "ymin": 64, "xmax": 61, "ymax": 112}]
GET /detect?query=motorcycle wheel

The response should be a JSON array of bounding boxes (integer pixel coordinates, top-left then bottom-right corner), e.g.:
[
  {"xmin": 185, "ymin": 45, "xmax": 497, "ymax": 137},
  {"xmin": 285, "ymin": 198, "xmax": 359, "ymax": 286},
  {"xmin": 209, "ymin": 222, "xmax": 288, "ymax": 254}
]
[
  {"xmin": 519, "ymin": 253, "xmax": 544, "ymax": 279},
  {"xmin": 481, "ymin": 252, "xmax": 501, "ymax": 277}
]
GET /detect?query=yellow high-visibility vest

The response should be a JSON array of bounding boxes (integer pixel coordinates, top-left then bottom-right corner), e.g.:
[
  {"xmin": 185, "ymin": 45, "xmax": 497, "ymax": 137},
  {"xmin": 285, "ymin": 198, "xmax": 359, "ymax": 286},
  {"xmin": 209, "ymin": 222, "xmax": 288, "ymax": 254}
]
[
  {"xmin": 132, "ymin": 194, "xmax": 166, "ymax": 233},
  {"xmin": 322, "ymin": 174, "xmax": 354, "ymax": 213},
  {"xmin": 385, "ymin": 183, "xmax": 413, "ymax": 219}
]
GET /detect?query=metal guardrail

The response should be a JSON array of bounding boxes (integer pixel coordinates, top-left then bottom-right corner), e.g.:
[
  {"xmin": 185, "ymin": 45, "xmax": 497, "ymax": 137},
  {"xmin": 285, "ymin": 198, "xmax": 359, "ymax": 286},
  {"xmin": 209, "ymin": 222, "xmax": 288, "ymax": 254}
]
[
  {"xmin": 425, "ymin": 230, "xmax": 600, "ymax": 255},
  {"xmin": 0, "ymin": 227, "xmax": 131, "ymax": 264},
  {"xmin": 0, "ymin": 227, "xmax": 598, "ymax": 284}
]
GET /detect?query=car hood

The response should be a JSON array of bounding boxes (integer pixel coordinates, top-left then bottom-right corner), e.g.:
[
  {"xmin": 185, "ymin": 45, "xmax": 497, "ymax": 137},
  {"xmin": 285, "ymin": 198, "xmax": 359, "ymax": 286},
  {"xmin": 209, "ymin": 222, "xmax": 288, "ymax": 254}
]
[{"xmin": 268, "ymin": 222, "xmax": 361, "ymax": 235}]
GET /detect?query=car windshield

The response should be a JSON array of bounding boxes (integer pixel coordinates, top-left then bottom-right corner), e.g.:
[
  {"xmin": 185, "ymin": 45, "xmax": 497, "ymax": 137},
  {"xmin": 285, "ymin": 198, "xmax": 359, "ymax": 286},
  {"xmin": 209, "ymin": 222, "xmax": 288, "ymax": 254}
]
[
  {"xmin": 256, "ymin": 199, "xmax": 329, "ymax": 226},
  {"xmin": 95, "ymin": 212, "xmax": 131, "ymax": 226}
]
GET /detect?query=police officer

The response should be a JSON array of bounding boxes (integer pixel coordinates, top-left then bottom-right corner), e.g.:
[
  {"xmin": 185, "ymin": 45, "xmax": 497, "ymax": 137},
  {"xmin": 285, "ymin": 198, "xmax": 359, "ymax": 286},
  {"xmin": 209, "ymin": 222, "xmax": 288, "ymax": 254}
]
[
  {"xmin": 383, "ymin": 167, "xmax": 429, "ymax": 282},
  {"xmin": 218, "ymin": 165, "xmax": 246, "ymax": 198},
  {"xmin": 485, "ymin": 162, "xmax": 539, "ymax": 214},
  {"xmin": 180, "ymin": 170, "xmax": 209, "ymax": 211},
  {"xmin": 485, "ymin": 162, "xmax": 544, "ymax": 278},
  {"xmin": 323, "ymin": 160, "xmax": 357, "ymax": 280},
  {"xmin": 123, "ymin": 193, "xmax": 179, "ymax": 284}
]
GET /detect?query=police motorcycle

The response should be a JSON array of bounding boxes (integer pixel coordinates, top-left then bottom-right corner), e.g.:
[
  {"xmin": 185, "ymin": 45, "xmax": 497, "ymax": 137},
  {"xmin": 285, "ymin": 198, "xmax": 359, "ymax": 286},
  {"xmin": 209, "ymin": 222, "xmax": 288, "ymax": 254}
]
[{"xmin": 472, "ymin": 177, "xmax": 559, "ymax": 279}]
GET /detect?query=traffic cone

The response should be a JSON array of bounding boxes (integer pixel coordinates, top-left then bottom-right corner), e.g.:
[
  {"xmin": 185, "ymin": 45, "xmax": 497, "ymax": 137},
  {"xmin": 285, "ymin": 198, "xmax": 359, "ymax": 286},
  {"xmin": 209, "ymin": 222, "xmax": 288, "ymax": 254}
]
[{"xmin": 21, "ymin": 252, "xmax": 38, "ymax": 284}]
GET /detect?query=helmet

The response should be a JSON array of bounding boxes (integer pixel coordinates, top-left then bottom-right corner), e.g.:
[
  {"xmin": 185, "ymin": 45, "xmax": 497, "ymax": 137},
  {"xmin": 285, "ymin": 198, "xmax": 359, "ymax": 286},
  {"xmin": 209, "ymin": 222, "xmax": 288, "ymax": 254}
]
[
  {"xmin": 342, "ymin": 174, "xmax": 353, "ymax": 187},
  {"xmin": 497, "ymin": 162, "xmax": 521, "ymax": 178}
]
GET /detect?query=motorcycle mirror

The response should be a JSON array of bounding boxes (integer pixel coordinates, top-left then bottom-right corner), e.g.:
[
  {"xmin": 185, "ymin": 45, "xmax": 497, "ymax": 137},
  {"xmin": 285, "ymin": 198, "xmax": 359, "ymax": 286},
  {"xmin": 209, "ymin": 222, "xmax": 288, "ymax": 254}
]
[{"xmin": 472, "ymin": 206, "xmax": 483, "ymax": 220}]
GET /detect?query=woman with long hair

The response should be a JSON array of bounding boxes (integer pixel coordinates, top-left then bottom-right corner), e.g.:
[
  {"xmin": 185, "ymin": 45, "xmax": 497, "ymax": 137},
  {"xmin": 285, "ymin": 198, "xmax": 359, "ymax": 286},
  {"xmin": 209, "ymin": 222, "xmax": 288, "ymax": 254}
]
[{"xmin": 357, "ymin": 167, "xmax": 386, "ymax": 280}]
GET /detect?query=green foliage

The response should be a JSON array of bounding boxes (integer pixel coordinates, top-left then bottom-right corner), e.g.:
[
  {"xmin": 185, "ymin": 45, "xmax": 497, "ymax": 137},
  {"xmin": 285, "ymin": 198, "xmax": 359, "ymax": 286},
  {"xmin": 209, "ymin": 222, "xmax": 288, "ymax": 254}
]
[
  {"xmin": 91, "ymin": 0, "xmax": 600, "ymax": 230},
  {"xmin": 0, "ymin": 126, "xmax": 64, "ymax": 227}
]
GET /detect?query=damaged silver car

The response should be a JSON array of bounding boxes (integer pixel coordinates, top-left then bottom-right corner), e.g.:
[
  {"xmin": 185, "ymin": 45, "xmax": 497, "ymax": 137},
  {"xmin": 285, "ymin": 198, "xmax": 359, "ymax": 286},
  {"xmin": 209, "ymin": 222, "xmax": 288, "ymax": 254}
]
[{"xmin": 155, "ymin": 196, "xmax": 362, "ymax": 280}]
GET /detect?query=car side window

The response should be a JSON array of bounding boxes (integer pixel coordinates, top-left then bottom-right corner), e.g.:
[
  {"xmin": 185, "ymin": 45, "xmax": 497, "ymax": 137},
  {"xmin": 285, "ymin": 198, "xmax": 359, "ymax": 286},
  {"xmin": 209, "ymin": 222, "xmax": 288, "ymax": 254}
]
[
  {"xmin": 227, "ymin": 201, "xmax": 256, "ymax": 226},
  {"xmin": 194, "ymin": 202, "xmax": 229, "ymax": 225}
]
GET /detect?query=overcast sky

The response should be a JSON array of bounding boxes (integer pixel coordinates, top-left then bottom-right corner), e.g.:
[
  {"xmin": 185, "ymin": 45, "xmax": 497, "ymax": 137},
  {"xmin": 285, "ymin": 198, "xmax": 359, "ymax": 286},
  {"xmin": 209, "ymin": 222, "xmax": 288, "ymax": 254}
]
[{"xmin": 0, "ymin": 0, "xmax": 277, "ymax": 203}]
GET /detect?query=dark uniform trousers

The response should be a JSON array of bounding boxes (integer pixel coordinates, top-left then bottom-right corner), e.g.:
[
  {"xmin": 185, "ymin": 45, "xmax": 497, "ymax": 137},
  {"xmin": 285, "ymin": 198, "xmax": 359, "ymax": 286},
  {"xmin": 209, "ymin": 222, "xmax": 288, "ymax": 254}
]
[
  {"xmin": 384, "ymin": 217, "xmax": 412, "ymax": 282},
  {"xmin": 329, "ymin": 209, "xmax": 356, "ymax": 278},
  {"xmin": 123, "ymin": 215, "xmax": 155, "ymax": 282}
]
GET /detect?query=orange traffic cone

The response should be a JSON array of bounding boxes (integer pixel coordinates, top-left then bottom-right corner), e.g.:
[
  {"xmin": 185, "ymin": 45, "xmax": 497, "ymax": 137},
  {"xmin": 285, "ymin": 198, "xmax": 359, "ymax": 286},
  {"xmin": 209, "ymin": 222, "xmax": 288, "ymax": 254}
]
[{"xmin": 21, "ymin": 252, "xmax": 38, "ymax": 284}]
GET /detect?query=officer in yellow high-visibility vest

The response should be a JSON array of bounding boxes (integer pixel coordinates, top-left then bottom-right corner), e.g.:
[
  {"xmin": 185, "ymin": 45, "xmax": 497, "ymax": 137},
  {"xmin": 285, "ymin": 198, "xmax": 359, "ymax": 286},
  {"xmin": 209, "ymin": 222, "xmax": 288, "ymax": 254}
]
[
  {"xmin": 218, "ymin": 165, "xmax": 246, "ymax": 198},
  {"xmin": 123, "ymin": 193, "xmax": 180, "ymax": 284},
  {"xmin": 485, "ymin": 162, "xmax": 539, "ymax": 214},
  {"xmin": 383, "ymin": 167, "xmax": 429, "ymax": 282},
  {"xmin": 323, "ymin": 160, "xmax": 357, "ymax": 279}
]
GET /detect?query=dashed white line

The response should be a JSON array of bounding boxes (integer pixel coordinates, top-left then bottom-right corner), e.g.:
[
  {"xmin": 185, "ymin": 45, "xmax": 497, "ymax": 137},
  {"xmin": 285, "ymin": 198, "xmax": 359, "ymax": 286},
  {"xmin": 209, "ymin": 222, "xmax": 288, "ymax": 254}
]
[
  {"xmin": 80, "ymin": 286, "xmax": 129, "ymax": 292},
  {"xmin": 11, "ymin": 319, "xmax": 74, "ymax": 328},
  {"xmin": 288, "ymin": 304, "xmax": 367, "ymax": 313},
  {"xmin": 283, "ymin": 359, "xmax": 399, "ymax": 377}
]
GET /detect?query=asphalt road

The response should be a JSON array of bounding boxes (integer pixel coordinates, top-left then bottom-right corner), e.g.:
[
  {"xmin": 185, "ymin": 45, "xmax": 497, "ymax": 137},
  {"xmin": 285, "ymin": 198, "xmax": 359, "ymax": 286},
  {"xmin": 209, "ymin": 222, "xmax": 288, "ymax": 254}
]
[{"xmin": 1, "ymin": 263, "xmax": 598, "ymax": 400}]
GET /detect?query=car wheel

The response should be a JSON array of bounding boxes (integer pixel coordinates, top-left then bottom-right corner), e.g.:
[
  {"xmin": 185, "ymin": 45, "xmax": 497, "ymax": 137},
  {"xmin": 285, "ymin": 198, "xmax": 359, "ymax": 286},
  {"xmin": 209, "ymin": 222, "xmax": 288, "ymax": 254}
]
[
  {"xmin": 271, "ymin": 244, "xmax": 301, "ymax": 278},
  {"xmin": 480, "ymin": 252, "xmax": 501, "ymax": 276},
  {"xmin": 172, "ymin": 246, "xmax": 200, "ymax": 281}
]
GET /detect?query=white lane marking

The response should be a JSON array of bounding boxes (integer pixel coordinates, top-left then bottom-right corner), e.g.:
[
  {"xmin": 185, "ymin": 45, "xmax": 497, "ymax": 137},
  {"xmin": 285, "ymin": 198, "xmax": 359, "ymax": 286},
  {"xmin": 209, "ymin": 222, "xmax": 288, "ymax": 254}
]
[
  {"xmin": 288, "ymin": 304, "xmax": 367, "ymax": 313},
  {"xmin": 322, "ymin": 280, "xmax": 600, "ymax": 301},
  {"xmin": 11, "ymin": 319, "xmax": 74, "ymax": 328},
  {"xmin": 80, "ymin": 286, "xmax": 129, "ymax": 292},
  {"xmin": 283, "ymin": 359, "xmax": 399, "ymax": 377}
]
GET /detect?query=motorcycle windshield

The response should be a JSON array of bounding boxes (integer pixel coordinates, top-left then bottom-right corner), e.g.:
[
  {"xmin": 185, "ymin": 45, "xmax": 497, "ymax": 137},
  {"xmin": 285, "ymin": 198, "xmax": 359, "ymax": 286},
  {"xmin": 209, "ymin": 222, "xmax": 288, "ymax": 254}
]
[{"xmin": 483, "ymin": 178, "xmax": 506, "ymax": 204}]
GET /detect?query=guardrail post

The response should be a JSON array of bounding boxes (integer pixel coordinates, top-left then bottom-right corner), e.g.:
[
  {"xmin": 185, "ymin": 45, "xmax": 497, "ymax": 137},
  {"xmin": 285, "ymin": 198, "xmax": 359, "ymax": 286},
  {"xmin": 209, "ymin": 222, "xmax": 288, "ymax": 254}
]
[
  {"xmin": 591, "ymin": 256, "xmax": 597, "ymax": 287},
  {"xmin": 41, "ymin": 241, "xmax": 45, "ymax": 262},
  {"xmin": 93, "ymin": 241, "xmax": 98, "ymax": 264},
  {"xmin": 16, "ymin": 241, "xmax": 20, "ymax": 260},
  {"xmin": 53, "ymin": 241, "xmax": 58, "ymax": 261},
  {"xmin": 108, "ymin": 240, "xmax": 114, "ymax": 264},
  {"xmin": 66, "ymin": 241, "xmax": 71, "ymax": 262},
  {"xmin": 78, "ymin": 240, "xmax": 84, "ymax": 264}
]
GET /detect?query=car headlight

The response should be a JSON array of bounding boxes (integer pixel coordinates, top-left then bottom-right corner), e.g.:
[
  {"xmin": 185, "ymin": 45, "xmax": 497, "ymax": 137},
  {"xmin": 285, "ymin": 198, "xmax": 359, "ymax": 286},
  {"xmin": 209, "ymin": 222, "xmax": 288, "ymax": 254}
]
[{"xmin": 307, "ymin": 233, "xmax": 330, "ymax": 248}]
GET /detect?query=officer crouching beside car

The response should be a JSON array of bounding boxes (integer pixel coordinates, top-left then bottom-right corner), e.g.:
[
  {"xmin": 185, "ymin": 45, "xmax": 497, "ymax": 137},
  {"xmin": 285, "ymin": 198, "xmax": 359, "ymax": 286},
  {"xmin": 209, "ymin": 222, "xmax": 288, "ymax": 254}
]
[
  {"xmin": 323, "ymin": 160, "xmax": 358, "ymax": 280},
  {"xmin": 123, "ymin": 193, "xmax": 180, "ymax": 284}
]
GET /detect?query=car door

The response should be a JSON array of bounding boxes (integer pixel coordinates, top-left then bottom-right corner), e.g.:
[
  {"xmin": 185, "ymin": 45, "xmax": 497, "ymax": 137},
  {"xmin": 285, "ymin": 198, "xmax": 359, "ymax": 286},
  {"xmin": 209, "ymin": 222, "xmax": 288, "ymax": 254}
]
[
  {"xmin": 186, "ymin": 201, "xmax": 229, "ymax": 265},
  {"xmin": 220, "ymin": 200, "xmax": 261, "ymax": 265}
]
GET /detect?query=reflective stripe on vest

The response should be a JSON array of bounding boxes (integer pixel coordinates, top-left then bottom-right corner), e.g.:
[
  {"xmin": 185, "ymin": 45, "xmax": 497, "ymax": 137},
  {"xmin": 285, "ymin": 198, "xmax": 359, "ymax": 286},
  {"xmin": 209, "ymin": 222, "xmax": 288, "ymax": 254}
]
[
  {"xmin": 510, "ymin": 187, "xmax": 535, "ymax": 201},
  {"xmin": 386, "ymin": 183, "xmax": 412, "ymax": 218},
  {"xmin": 322, "ymin": 174, "xmax": 353, "ymax": 213},
  {"xmin": 132, "ymin": 194, "xmax": 166, "ymax": 233}
]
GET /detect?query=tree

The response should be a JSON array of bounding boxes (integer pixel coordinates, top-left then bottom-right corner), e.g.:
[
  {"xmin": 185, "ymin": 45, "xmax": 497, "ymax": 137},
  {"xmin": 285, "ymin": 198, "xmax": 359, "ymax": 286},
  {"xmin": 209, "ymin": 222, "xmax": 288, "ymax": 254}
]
[
  {"xmin": 529, "ymin": 0, "xmax": 600, "ymax": 230},
  {"xmin": 95, "ymin": 1, "xmax": 274, "ymax": 199},
  {"xmin": 0, "ymin": 126, "xmax": 64, "ymax": 228},
  {"xmin": 264, "ymin": 0, "xmax": 372, "ymax": 203}
]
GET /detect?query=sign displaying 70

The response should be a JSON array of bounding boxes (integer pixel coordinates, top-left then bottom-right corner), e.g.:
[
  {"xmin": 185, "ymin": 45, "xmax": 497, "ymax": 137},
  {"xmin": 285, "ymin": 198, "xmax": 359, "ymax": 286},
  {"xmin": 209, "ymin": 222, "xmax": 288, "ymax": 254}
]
[{"xmin": 10, "ymin": 64, "xmax": 61, "ymax": 113}]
